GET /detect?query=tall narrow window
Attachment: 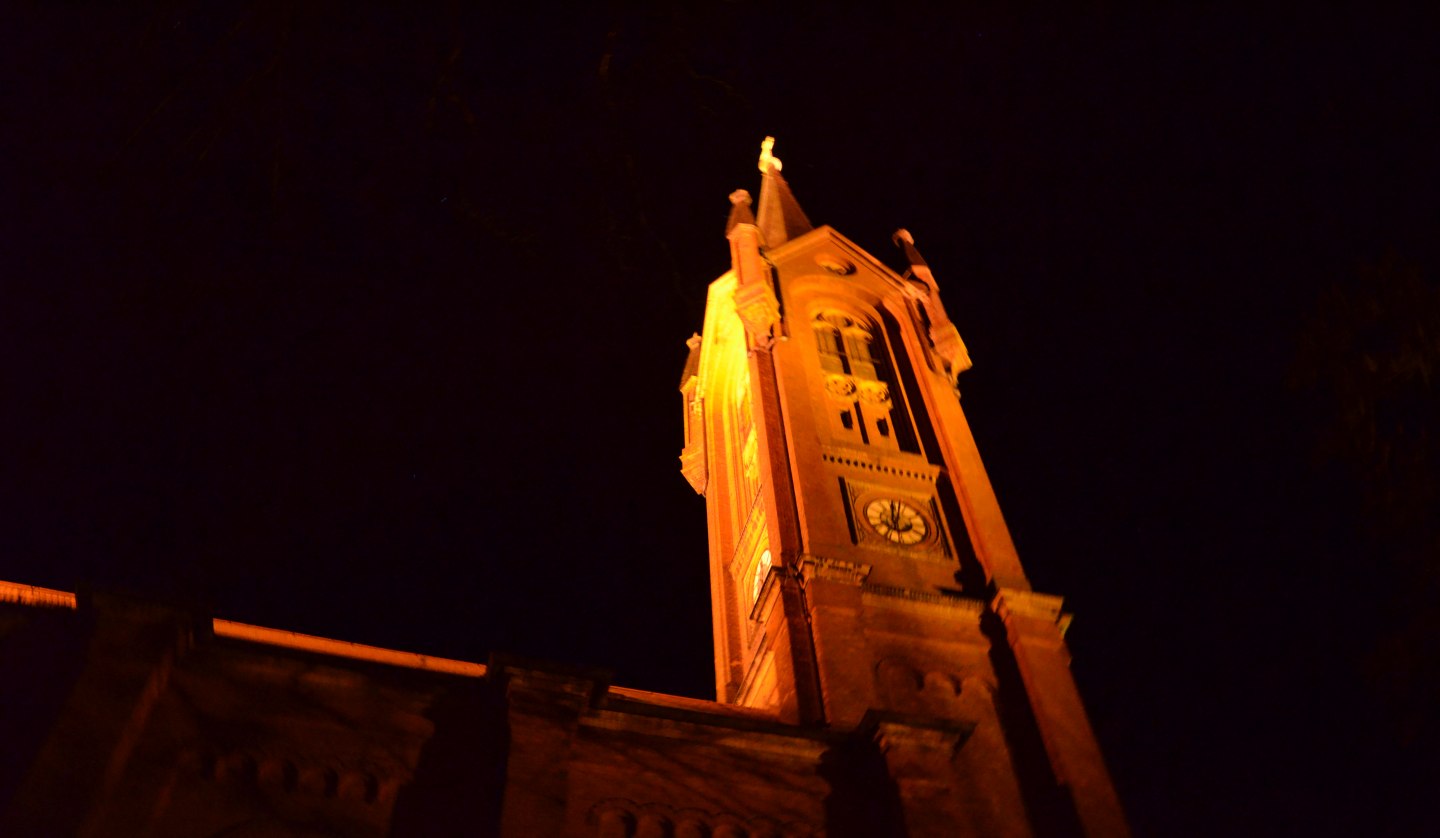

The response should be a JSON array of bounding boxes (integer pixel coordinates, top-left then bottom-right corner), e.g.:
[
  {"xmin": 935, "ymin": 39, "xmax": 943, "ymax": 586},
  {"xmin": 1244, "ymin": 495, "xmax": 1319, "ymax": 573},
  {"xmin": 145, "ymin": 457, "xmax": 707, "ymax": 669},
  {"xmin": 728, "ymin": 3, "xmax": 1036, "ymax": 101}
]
[
  {"xmin": 735, "ymin": 379, "xmax": 760, "ymax": 506},
  {"xmin": 814, "ymin": 312, "xmax": 855, "ymax": 374}
]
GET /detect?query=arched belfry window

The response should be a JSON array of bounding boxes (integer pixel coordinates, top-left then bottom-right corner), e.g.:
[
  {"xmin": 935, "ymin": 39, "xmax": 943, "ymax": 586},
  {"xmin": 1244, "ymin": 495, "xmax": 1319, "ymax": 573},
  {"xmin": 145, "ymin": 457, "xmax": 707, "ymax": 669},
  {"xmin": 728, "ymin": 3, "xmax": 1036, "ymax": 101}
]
[{"xmin": 812, "ymin": 309, "xmax": 917, "ymax": 452}]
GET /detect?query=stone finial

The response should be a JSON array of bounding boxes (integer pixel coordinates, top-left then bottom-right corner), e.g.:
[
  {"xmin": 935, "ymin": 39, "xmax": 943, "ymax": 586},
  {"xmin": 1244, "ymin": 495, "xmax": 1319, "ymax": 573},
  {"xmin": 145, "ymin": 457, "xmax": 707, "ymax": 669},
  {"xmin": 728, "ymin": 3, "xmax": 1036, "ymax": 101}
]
[
  {"xmin": 758, "ymin": 135, "xmax": 782, "ymax": 172},
  {"xmin": 892, "ymin": 228, "xmax": 928, "ymax": 270},
  {"xmin": 725, "ymin": 189, "xmax": 757, "ymax": 236}
]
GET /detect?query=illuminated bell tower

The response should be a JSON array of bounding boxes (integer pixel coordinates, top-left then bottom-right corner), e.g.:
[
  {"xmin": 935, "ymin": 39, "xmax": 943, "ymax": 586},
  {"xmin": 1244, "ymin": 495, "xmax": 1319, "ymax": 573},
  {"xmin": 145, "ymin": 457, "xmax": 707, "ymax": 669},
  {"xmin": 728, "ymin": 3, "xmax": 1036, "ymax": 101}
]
[{"xmin": 680, "ymin": 139, "xmax": 1128, "ymax": 837}]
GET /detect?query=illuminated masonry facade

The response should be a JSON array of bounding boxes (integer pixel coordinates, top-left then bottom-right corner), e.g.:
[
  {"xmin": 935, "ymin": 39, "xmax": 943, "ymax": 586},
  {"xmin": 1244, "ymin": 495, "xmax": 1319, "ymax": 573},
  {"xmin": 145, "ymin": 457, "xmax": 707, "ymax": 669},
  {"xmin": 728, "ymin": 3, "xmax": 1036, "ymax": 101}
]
[{"xmin": 0, "ymin": 141, "xmax": 1125, "ymax": 837}]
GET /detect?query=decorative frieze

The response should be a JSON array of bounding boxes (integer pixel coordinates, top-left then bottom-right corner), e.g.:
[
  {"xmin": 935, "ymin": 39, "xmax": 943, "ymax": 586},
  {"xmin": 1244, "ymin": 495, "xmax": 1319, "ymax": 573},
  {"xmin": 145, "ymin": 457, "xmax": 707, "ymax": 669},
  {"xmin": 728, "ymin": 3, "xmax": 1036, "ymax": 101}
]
[
  {"xmin": 187, "ymin": 747, "xmax": 388, "ymax": 804},
  {"xmin": 587, "ymin": 799, "xmax": 812, "ymax": 838}
]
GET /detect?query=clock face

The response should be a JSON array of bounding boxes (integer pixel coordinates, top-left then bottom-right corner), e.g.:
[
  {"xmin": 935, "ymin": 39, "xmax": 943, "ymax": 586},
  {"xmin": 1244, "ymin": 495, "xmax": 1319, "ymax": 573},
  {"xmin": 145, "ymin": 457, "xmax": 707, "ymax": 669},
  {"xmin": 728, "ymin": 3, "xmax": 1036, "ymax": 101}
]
[{"xmin": 863, "ymin": 499, "xmax": 929, "ymax": 545}]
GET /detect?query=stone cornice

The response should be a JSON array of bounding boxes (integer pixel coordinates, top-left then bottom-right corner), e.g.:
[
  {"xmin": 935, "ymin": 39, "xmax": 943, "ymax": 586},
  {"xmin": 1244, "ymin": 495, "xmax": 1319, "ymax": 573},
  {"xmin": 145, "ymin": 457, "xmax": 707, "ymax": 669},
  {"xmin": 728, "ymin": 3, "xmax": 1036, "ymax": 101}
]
[
  {"xmin": 861, "ymin": 585, "xmax": 985, "ymax": 612},
  {"xmin": 858, "ymin": 709, "xmax": 974, "ymax": 758},
  {"xmin": 991, "ymin": 588, "xmax": 1074, "ymax": 637}
]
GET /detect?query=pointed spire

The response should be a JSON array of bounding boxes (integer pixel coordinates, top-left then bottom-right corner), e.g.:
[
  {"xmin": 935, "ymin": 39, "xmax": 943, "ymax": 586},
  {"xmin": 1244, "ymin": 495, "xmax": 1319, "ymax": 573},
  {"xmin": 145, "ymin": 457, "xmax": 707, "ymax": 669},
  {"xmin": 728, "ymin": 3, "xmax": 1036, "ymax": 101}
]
[
  {"xmin": 754, "ymin": 136, "xmax": 813, "ymax": 248},
  {"xmin": 725, "ymin": 164, "xmax": 780, "ymax": 344},
  {"xmin": 892, "ymin": 228, "xmax": 973, "ymax": 381}
]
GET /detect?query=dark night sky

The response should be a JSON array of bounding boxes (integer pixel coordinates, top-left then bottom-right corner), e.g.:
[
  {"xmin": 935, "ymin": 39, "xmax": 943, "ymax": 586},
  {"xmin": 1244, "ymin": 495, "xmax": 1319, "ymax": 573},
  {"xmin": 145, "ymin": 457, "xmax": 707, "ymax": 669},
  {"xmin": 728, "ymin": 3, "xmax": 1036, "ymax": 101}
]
[{"xmin": 4, "ymin": 4, "xmax": 1438, "ymax": 835}]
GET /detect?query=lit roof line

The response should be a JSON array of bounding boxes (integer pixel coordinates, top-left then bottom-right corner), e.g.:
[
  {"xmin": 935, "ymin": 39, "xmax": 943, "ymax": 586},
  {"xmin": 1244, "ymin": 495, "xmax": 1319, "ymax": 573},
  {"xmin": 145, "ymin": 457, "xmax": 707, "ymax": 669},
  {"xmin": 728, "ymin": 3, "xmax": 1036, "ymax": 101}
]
[
  {"xmin": 0, "ymin": 580, "xmax": 487, "ymax": 677},
  {"xmin": 0, "ymin": 580, "xmax": 78, "ymax": 609},
  {"xmin": 212, "ymin": 619, "xmax": 488, "ymax": 677},
  {"xmin": 2, "ymin": 581, "xmax": 733, "ymax": 693}
]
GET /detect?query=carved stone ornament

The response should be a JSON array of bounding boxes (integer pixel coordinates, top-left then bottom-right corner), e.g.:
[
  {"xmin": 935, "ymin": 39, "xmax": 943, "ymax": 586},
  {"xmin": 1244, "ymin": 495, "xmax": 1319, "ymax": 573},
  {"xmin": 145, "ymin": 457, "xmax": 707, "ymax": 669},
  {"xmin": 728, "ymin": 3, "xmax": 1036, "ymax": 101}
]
[
  {"xmin": 857, "ymin": 381, "xmax": 892, "ymax": 407},
  {"xmin": 679, "ymin": 445, "xmax": 707, "ymax": 495},
  {"xmin": 825, "ymin": 375, "xmax": 857, "ymax": 400},
  {"xmin": 798, "ymin": 555, "xmax": 873, "ymax": 586},
  {"xmin": 732, "ymin": 280, "xmax": 781, "ymax": 344},
  {"xmin": 929, "ymin": 320, "xmax": 973, "ymax": 382},
  {"xmin": 679, "ymin": 392, "xmax": 707, "ymax": 495}
]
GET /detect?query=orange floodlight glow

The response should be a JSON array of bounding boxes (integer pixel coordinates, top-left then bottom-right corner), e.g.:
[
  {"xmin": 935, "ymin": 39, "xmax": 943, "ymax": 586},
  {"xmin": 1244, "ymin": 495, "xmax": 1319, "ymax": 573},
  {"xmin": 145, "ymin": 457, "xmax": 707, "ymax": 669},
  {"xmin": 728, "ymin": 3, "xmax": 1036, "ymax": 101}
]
[{"xmin": 0, "ymin": 580, "xmax": 77, "ymax": 609}]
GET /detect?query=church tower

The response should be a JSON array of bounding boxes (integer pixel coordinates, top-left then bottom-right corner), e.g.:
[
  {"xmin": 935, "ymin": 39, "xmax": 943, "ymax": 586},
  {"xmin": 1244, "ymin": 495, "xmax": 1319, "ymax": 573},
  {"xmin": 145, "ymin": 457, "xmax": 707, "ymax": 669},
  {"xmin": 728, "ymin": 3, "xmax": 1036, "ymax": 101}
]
[{"xmin": 680, "ymin": 139, "xmax": 1128, "ymax": 836}]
